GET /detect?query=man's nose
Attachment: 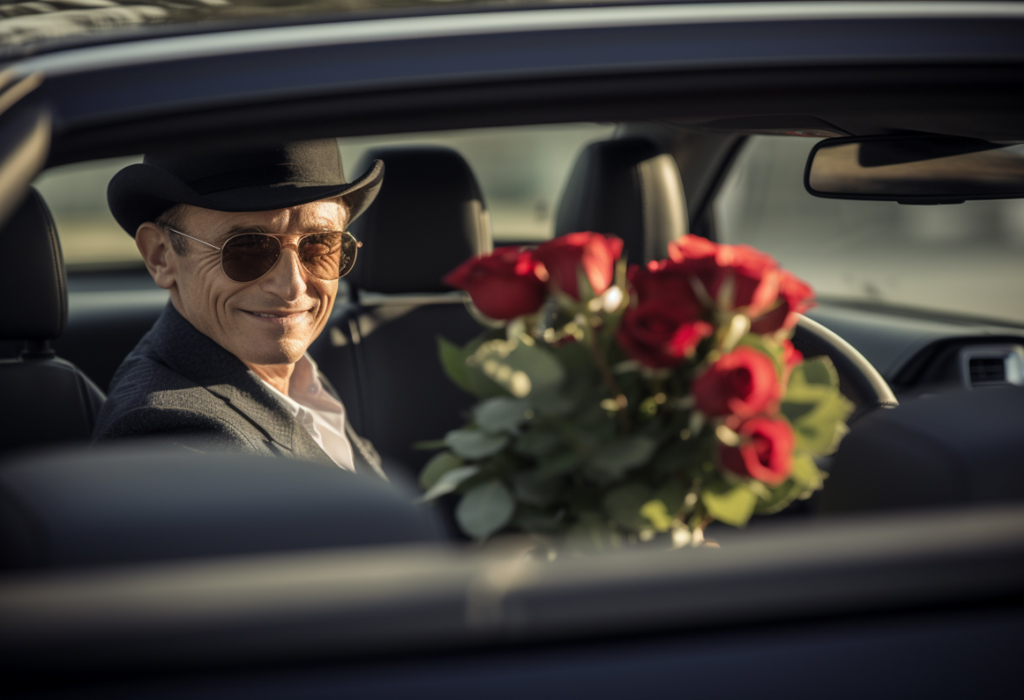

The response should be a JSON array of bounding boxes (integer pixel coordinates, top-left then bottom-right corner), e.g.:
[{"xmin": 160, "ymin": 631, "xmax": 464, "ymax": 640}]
[{"xmin": 260, "ymin": 245, "xmax": 307, "ymax": 300}]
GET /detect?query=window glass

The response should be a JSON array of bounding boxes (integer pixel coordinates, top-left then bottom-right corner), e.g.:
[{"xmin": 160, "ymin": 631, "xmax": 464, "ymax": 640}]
[
  {"xmin": 715, "ymin": 136, "xmax": 1024, "ymax": 324},
  {"xmin": 34, "ymin": 155, "xmax": 143, "ymax": 268},
  {"xmin": 36, "ymin": 123, "xmax": 614, "ymax": 269}
]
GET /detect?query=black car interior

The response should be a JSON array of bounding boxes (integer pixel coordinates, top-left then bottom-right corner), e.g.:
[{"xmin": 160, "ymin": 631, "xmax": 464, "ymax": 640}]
[
  {"xmin": 3, "ymin": 122, "xmax": 1024, "ymax": 564},
  {"xmin": 0, "ymin": 188, "xmax": 105, "ymax": 453}
]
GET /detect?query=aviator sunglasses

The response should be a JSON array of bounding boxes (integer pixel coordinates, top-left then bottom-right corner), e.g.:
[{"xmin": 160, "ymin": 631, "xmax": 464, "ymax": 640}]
[{"xmin": 163, "ymin": 226, "xmax": 361, "ymax": 282}]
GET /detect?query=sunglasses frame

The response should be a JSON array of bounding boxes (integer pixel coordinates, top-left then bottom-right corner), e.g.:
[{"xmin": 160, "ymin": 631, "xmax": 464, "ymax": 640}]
[{"xmin": 162, "ymin": 226, "xmax": 361, "ymax": 282}]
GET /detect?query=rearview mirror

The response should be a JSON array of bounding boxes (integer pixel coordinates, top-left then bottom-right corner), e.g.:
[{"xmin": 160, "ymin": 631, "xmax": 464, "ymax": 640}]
[{"xmin": 804, "ymin": 135, "xmax": 1024, "ymax": 204}]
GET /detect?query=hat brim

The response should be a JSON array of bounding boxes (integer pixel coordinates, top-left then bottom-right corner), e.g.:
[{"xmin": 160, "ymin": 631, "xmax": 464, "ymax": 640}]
[{"xmin": 107, "ymin": 159, "xmax": 384, "ymax": 236}]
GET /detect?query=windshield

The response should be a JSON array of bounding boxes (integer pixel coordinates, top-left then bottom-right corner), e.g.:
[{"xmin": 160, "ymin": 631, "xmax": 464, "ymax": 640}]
[
  {"xmin": 715, "ymin": 135, "xmax": 1024, "ymax": 324},
  {"xmin": 34, "ymin": 123, "xmax": 614, "ymax": 269}
]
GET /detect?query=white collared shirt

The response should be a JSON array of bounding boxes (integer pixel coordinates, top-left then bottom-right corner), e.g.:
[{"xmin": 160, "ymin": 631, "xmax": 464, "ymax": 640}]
[{"xmin": 259, "ymin": 354, "xmax": 357, "ymax": 473}]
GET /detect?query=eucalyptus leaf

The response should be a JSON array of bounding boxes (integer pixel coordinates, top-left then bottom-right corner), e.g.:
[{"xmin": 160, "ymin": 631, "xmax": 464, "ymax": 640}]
[
  {"xmin": 701, "ymin": 478, "xmax": 758, "ymax": 527},
  {"xmin": 513, "ymin": 507, "xmax": 564, "ymax": 533},
  {"xmin": 587, "ymin": 435, "xmax": 658, "ymax": 481},
  {"xmin": 534, "ymin": 447, "xmax": 586, "ymax": 480},
  {"xmin": 474, "ymin": 397, "xmax": 533, "ymax": 435},
  {"xmin": 418, "ymin": 451, "xmax": 462, "ymax": 490},
  {"xmin": 455, "ymin": 479, "xmax": 516, "ymax": 540},
  {"xmin": 445, "ymin": 428, "xmax": 510, "ymax": 460},
  {"xmin": 419, "ymin": 465, "xmax": 480, "ymax": 502},
  {"xmin": 513, "ymin": 428, "xmax": 563, "ymax": 458},
  {"xmin": 468, "ymin": 338, "xmax": 565, "ymax": 399},
  {"xmin": 602, "ymin": 483, "xmax": 655, "ymax": 532},
  {"xmin": 512, "ymin": 472, "xmax": 560, "ymax": 507},
  {"xmin": 438, "ymin": 335, "xmax": 475, "ymax": 395}
]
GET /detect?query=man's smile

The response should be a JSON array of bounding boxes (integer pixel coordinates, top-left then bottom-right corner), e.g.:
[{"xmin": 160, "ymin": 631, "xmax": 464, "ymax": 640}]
[{"xmin": 241, "ymin": 308, "xmax": 313, "ymax": 323}]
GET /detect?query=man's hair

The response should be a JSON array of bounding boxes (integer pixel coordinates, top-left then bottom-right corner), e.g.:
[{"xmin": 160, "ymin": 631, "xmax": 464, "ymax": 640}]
[{"xmin": 154, "ymin": 204, "xmax": 190, "ymax": 255}]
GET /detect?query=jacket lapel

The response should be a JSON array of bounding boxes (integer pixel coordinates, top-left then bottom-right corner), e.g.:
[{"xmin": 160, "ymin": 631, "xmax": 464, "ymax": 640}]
[{"xmin": 149, "ymin": 303, "xmax": 335, "ymax": 467}]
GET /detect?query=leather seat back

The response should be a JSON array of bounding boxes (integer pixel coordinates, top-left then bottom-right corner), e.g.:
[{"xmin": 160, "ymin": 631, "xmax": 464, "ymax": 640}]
[
  {"xmin": 0, "ymin": 188, "xmax": 105, "ymax": 452},
  {"xmin": 311, "ymin": 147, "xmax": 491, "ymax": 475},
  {"xmin": 555, "ymin": 137, "xmax": 688, "ymax": 264}
]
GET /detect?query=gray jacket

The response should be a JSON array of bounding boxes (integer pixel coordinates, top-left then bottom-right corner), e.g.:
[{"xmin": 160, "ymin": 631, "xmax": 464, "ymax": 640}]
[{"xmin": 94, "ymin": 303, "xmax": 386, "ymax": 479}]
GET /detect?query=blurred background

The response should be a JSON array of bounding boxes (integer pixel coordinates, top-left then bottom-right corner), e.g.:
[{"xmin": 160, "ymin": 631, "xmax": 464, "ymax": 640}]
[{"xmin": 34, "ymin": 126, "xmax": 1024, "ymax": 324}]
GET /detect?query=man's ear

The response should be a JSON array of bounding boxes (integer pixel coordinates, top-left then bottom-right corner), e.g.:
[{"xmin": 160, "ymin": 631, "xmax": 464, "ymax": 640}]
[{"xmin": 135, "ymin": 222, "xmax": 178, "ymax": 290}]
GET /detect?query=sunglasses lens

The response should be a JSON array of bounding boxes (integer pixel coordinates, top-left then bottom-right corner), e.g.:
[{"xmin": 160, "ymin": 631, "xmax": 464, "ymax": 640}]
[
  {"xmin": 299, "ymin": 232, "xmax": 359, "ymax": 280},
  {"xmin": 222, "ymin": 234, "xmax": 281, "ymax": 282}
]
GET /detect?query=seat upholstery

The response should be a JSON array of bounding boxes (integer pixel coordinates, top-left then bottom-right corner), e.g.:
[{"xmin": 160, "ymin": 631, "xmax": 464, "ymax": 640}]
[
  {"xmin": 310, "ymin": 146, "xmax": 491, "ymax": 475},
  {"xmin": 0, "ymin": 188, "xmax": 105, "ymax": 452},
  {"xmin": 555, "ymin": 137, "xmax": 688, "ymax": 264}
]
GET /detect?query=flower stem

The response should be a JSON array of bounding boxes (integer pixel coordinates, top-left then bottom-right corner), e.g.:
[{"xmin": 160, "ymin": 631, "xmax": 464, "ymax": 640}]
[{"xmin": 586, "ymin": 315, "xmax": 629, "ymax": 433}]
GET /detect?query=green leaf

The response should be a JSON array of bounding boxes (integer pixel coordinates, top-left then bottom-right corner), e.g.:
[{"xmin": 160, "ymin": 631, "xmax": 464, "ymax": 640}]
[
  {"xmin": 653, "ymin": 437, "xmax": 711, "ymax": 477},
  {"xmin": 654, "ymin": 478, "xmax": 688, "ymax": 517},
  {"xmin": 533, "ymin": 447, "xmax": 586, "ymax": 480},
  {"xmin": 512, "ymin": 472, "xmax": 560, "ymax": 507},
  {"xmin": 565, "ymin": 511, "xmax": 622, "ymax": 553},
  {"xmin": 701, "ymin": 478, "xmax": 758, "ymax": 527},
  {"xmin": 753, "ymin": 480, "xmax": 805, "ymax": 515},
  {"xmin": 473, "ymin": 397, "xmax": 533, "ymax": 434},
  {"xmin": 640, "ymin": 500, "xmax": 675, "ymax": 533},
  {"xmin": 420, "ymin": 465, "xmax": 480, "ymax": 502},
  {"xmin": 512, "ymin": 507, "xmax": 564, "ymax": 533},
  {"xmin": 789, "ymin": 453, "xmax": 824, "ymax": 490},
  {"xmin": 455, "ymin": 480, "xmax": 516, "ymax": 539},
  {"xmin": 513, "ymin": 427, "xmax": 563, "ymax": 458},
  {"xmin": 445, "ymin": 429, "xmax": 510, "ymax": 460},
  {"xmin": 419, "ymin": 451, "xmax": 463, "ymax": 490},
  {"xmin": 587, "ymin": 436, "xmax": 658, "ymax": 482},
  {"xmin": 468, "ymin": 338, "xmax": 565, "ymax": 399},
  {"xmin": 602, "ymin": 483, "xmax": 655, "ymax": 532},
  {"xmin": 790, "ymin": 392, "xmax": 853, "ymax": 456},
  {"xmin": 438, "ymin": 336, "xmax": 475, "ymax": 395},
  {"xmin": 783, "ymin": 356, "xmax": 854, "ymax": 457}
]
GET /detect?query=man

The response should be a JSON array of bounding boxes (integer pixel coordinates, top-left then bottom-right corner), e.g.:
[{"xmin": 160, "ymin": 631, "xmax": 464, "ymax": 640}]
[{"xmin": 94, "ymin": 140, "xmax": 388, "ymax": 479}]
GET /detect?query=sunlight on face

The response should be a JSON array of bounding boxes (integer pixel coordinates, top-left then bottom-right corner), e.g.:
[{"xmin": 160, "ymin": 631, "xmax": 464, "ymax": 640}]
[{"xmin": 167, "ymin": 200, "xmax": 347, "ymax": 367}]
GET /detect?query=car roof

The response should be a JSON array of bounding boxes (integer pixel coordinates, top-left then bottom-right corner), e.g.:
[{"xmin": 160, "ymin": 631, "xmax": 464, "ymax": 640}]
[
  {"xmin": 5, "ymin": 0, "xmax": 1022, "ymax": 62},
  {"xmin": 1, "ymin": 0, "xmax": 1020, "ymax": 173}
]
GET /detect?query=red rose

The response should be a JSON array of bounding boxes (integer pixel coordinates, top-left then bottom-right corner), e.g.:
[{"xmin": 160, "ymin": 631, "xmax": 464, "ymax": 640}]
[
  {"xmin": 692, "ymin": 346, "xmax": 780, "ymax": 418},
  {"xmin": 617, "ymin": 300, "xmax": 713, "ymax": 369},
  {"xmin": 443, "ymin": 247, "xmax": 547, "ymax": 320},
  {"xmin": 718, "ymin": 416, "xmax": 795, "ymax": 485},
  {"xmin": 627, "ymin": 259, "xmax": 704, "ymax": 319},
  {"xmin": 782, "ymin": 338, "xmax": 803, "ymax": 368},
  {"xmin": 751, "ymin": 271, "xmax": 815, "ymax": 334},
  {"xmin": 533, "ymin": 232, "xmax": 624, "ymax": 300},
  {"xmin": 668, "ymin": 235, "xmax": 780, "ymax": 318}
]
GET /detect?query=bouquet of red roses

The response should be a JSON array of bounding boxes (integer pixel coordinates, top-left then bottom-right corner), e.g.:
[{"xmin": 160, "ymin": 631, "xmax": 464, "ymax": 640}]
[{"xmin": 422, "ymin": 232, "xmax": 852, "ymax": 551}]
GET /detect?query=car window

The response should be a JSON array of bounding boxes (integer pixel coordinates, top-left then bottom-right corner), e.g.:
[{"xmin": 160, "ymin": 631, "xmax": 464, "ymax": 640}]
[
  {"xmin": 35, "ymin": 123, "xmax": 614, "ymax": 270},
  {"xmin": 714, "ymin": 135, "xmax": 1024, "ymax": 324}
]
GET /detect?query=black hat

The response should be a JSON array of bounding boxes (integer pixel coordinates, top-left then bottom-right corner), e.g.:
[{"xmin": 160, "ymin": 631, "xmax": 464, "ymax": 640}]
[{"xmin": 107, "ymin": 140, "xmax": 384, "ymax": 236}]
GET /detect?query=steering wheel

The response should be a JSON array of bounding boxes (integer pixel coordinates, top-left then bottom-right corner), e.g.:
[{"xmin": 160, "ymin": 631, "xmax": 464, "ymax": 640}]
[{"xmin": 792, "ymin": 315, "xmax": 898, "ymax": 423}]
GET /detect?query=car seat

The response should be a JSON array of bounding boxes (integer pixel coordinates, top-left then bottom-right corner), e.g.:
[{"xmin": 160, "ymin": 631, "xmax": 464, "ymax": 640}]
[
  {"xmin": 0, "ymin": 188, "xmax": 105, "ymax": 452},
  {"xmin": 555, "ymin": 136, "xmax": 688, "ymax": 264},
  {"xmin": 310, "ymin": 146, "xmax": 491, "ymax": 476}
]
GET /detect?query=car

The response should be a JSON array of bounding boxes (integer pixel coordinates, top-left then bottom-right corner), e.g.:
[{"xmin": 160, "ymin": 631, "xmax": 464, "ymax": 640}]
[{"xmin": 1, "ymin": 0, "xmax": 1023, "ymax": 696}]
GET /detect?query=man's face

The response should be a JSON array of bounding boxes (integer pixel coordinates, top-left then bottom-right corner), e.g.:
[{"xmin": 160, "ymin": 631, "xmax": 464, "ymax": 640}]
[{"xmin": 161, "ymin": 201, "xmax": 347, "ymax": 367}]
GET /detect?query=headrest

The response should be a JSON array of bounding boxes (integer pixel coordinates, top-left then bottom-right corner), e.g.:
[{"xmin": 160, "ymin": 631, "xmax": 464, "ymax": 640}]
[
  {"xmin": 555, "ymin": 137, "xmax": 688, "ymax": 265},
  {"xmin": 0, "ymin": 188, "xmax": 66, "ymax": 341},
  {"xmin": 348, "ymin": 146, "xmax": 491, "ymax": 293}
]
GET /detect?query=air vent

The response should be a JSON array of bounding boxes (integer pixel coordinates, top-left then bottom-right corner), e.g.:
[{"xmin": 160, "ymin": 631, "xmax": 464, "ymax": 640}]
[
  {"xmin": 969, "ymin": 357, "xmax": 1007, "ymax": 384},
  {"xmin": 959, "ymin": 345, "xmax": 1024, "ymax": 389}
]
